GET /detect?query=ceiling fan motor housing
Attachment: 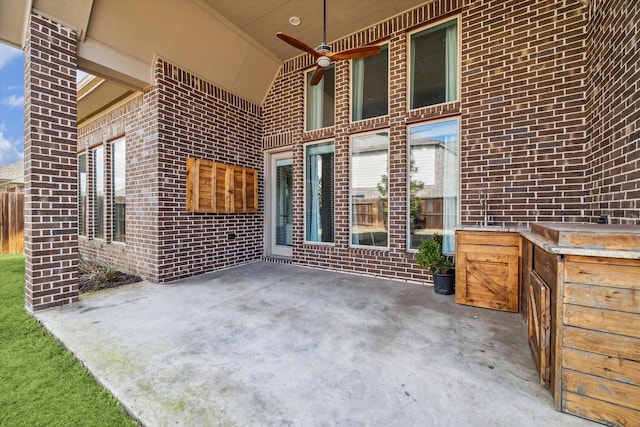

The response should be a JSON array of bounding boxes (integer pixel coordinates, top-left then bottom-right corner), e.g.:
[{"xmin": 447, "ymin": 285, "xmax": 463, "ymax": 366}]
[{"xmin": 316, "ymin": 43, "xmax": 331, "ymax": 53}]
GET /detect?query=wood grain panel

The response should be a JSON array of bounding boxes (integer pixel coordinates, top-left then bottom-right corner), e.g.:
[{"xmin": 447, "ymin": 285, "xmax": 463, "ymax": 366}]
[
  {"xmin": 564, "ymin": 391, "xmax": 640, "ymax": 426},
  {"xmin": 213, "ymin": 162, "xmax": 228, "ymax": 212},
  {"xmin": 187, "ymin": 158, "xmax": 258, "ymax": 213},
  {"xmin": 456, "ymin": 232, "xmax": 521, "ymax": 247},
  {"xmin": 0, "ymin": 192, "xmax": 24, "ymax": 254},
  {"xmin": 563, "ymin": 369, "xmax": 640, "ymax": 411},
  {"xmin": 457, "ymin": 243, "xmax": 519, "ymax": 256},
  {"xmin": 532, "ymin": 245, "xmax": 557, "ymax": 291},
  {"xmin": 455, "ymin": 231, "xmax": 521, "ymax": 312},
  {"xmin": 527, "ymin": 271, "xmax": 550, "ymax": 387},
  {"xmin": 565, "ymin": 256, "xmax": 640, "ymax": 289},
  {"xmin": 564, "ymin": 282, "xmax": 639, "ymax": 314},
  {"xmin": 564, "ymin": 303, "xmax": 640, "ymax": 339},
  {"xmin": 563, "ymin": 326, "xmax": 640, "ymax": 361},
  {"xmin": 562, "ymin": 347, "xmax": 640, "ymax": 387}
]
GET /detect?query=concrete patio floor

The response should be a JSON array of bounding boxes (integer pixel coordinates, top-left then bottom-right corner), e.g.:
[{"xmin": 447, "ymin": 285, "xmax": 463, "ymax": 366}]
[{"xmin": 35, "ymin": 262, "xmax": 595, "ymax": 426}]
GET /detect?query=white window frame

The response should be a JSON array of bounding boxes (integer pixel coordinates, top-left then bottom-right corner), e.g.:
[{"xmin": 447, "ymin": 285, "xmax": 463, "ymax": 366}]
[
  {"xmin": 111, "ymin": 136, "xmax": 126, "ymax": 244},
  {"xmin": 407, "ymin": 16, "xmax": 461, "ymax": 111},
  {"xmin": 78, "ymin": 151, "xmax": 87, "ymax": 238},
  {"xmin": 304, "ymin": 64, "xmax": 336, "ymax": 132},
  {"xmin": 406, "ymin": 117, "xmax": 461, "ymax": 254},
  {"xmin": 303, "ymin": 139, "xmax": 336, "ymax": 245},
  {"xmin": 350, "ymin": 42, "xmax": 390, "ymax": 123},
  {"xmin": 349, "ymin": 130, "xmax": 390, "ymax": 250},
  {"xmin": 92, "ymin": 144, "xmax": 105, "ymax": 241}
]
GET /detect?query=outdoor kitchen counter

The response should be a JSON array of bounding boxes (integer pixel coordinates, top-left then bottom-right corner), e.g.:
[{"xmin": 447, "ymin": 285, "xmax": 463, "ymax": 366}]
[
  {"xmin": 456, "ymin": 223, "xmax": 640, "ymax": 425},
  {"xmin": 520, "ymin": 222, "xmax": 640, "ymax": 426},
  {"xmin": 520, "ymin": 222, "xmax": 640, "ymax": 259}
]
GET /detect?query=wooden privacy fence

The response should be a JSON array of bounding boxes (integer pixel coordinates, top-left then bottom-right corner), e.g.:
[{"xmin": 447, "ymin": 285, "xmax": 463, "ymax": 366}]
[{"xmin": 0, "ymin": 192, "xmax": 24, "ymax": 254}]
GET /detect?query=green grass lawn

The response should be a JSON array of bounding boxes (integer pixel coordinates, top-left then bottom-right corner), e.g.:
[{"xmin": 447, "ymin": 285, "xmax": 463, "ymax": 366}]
[{"xmin": 0, "ymin": 254, "xmax": 136, "ymax": 427}]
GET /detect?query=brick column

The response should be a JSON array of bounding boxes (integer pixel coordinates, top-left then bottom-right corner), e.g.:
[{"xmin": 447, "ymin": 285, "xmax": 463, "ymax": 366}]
[{"xmin": 24, "ymin": 14, "xmax": 79, "ymax": 312}]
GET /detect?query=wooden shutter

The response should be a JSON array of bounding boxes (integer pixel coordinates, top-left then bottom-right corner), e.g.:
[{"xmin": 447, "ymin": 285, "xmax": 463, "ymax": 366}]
[
  {"xmin": 187, "ymin": 158, "xmax": 215, "ymax": 212},
  {"xmin": 243, "ymin": 168, "xmax": 258, "ymax": 212},
  {"xmin": 213, "ymin": 162, "xmax": 229, "ymax": 213},
  {"xmin": 187, "ymin": 158, "xmax": 258, "ymax": 213}
]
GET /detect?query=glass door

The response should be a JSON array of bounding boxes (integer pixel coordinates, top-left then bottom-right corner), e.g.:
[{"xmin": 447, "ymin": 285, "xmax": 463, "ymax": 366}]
[{"xmin": 268, "ymin": 151, "xmax": 293, "ymax": 257}]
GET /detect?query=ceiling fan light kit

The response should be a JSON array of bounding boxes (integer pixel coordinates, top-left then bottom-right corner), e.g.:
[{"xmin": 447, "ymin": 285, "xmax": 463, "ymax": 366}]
[
  {"xmin": 276, "ymin": 0, "xmax": 381, "ymax": 85},
  {"xmin": 317, "ymin": 56, "xmax": 331, "ymax": 68}
]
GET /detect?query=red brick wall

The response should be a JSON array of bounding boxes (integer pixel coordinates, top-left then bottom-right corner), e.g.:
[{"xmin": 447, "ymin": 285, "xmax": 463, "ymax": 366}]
[
  {"xmin": 24, "ymin": 14, "xmax": 79, "ymax": 311},
  {"xmin": 461, "ymin": 0, "xmax": 588, "ymax": 225},
  {"xmin": 585, "ymin": 0, "xmax": 640, "ymax": 224},
  {"xmin": 154, "ymin": 60, "xmax": 263, "ymax": 282},
  {"xmin": 262, "ymin": 0, "xmax": 590, "ymax": 283},
  {"xmin": 78, "ymin": 59, "xmax": 263, "ymax": 282},
  {"xmin": 78, "ymin": 93, "xmax": 160, "ymax": 281}
]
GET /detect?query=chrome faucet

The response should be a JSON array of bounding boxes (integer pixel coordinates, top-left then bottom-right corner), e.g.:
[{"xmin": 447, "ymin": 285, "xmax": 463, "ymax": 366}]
[{"xmin": 479, "ymin": 190, "xmax": 488, "ymax": 227}]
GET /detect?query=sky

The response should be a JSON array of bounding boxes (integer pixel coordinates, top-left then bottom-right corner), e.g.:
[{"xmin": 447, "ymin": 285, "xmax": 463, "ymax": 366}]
[
  {"xmin": 0, "ymin": 43, "xmax": 24, "ymax": 167},
  {"xmin": 0, "ymin": 42, "xmax": 89, "ymax": 168}
]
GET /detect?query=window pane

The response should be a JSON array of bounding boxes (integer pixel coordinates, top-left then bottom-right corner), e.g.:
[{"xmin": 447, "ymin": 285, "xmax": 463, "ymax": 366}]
[
  {"xmin": 409, "ymin": 119, "xmax": 459, "ymax": 252},
  {"xmin": 306, "ymin": 65, "xmax": 335, "ymax": 131},
  {"xmin": 78, "ymin": 153, "xmax": 87, "ymax": 236},
  {"xmin": 305, "ymin": 141, "xmax": 334, "ymax": 242},
  {"xmin": 410, "ymin": 19, "xmax": 458, "ymax": 109},
  {"xmin": 275, "ymin": 158, "xmax": 293, "ymax": 246},
  {"xmin": 93, "ymin": 146, "xmax": 104, "ymax": 239},
  {"xmin": 112, "ymin": 138, "xmax": 126, "ymax": 242},
  {"xmin": 352, "ymin": 44, "xmax": 388, "ymax": 121},
  {"xmin": 351, "ymin": 132, "xmax": 388, "ymax": 247}
]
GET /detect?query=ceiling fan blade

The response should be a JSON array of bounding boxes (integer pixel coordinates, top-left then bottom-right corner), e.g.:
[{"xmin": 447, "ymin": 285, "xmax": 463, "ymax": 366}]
[
  {"xmin": 310, "ymin": 66, "xmax": 325, "ymax": 86},
  {"xmin": 330, "ymin": 45, "xmax": 381, "ymax": 61},
  {"xmin": 276, "ymin": 32, "xmax": 320, "ymax": 58}
]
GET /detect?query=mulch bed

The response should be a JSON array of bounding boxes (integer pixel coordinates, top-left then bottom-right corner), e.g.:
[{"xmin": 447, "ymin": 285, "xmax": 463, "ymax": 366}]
[{"xmin": 79, "ymin": 271, "xmax": 142, "ymax": 293}]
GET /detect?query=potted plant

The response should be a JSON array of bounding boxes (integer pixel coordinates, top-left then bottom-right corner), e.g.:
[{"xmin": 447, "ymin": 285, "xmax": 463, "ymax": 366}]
[{"xmin": 415, "ymin": 235, "xmax": 455, "ymax": 295}]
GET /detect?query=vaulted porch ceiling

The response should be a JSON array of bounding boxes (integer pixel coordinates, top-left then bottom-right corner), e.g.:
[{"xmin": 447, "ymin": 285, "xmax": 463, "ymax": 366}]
[{"xmin": 0, "ymin": 0, "xmax": 427, "ymax": 120}]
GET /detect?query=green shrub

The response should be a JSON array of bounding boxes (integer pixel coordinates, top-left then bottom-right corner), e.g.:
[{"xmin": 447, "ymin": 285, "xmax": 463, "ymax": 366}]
[{"xmin": 415, "ymin": 236, "xmax": 453, "ymax": 274}]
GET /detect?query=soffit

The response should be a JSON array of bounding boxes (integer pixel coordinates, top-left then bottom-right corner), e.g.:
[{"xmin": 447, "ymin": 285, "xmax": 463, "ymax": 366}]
[
  {"xmin": 33, "ymin": 0, "xmax": 93, "ymax": 41},
  {"xmin": 1, "ymin": 0, "xmax": 429, "ymax": 109}
]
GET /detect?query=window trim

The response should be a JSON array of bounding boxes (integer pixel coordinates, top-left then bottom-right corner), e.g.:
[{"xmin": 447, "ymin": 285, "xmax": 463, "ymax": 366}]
[
  {"xmin": 111, "ymin": 136, "xmax": 126, "ymax": 243},
  {"xmin": 78, "ymin": 151, "xmax": 88, "ymax": 238},
  {"xmin": 406, "ymin": 15, "xmax": 461, "ymax": 112},
  {"xmin": 349, "ymin": 129, "xmax": 390, "ymax": 250},
  {"xmin": 92, "ymin": 144, "xmax": 105, "ymax": 241},
  {"xmin": 406, "ymin": 117, "xmax": 461, "ymax": 254},
  {"xmin": 303, "ymin": 138, "xmax": 336, "ymax": 245},
  {"xmin": 350, "ymin": 42, "xmax": 390, "ymax": 123},
  {"xmin": 303, "ymin": 64, "xmax": 336, "ymax": 132}
]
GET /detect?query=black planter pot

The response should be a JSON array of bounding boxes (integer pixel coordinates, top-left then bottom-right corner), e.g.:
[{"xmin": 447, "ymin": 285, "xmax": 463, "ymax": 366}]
[{"xmin": 433, "ymin": 272, "xmax": 455, "ymax": 295}]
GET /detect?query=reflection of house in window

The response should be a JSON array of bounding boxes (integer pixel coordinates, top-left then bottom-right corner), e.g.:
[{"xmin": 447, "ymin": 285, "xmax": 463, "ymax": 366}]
[
  {"xmin": 93, "ymin": 146, "xmax": 104, "ymax": 239},
  {"xmin": 409, "ymin": 119, "xmax": 458, "ymax": 252},
  {"xmin": 351, "ymin": 132, "xmax": 388, "ymax": 247},
  {"xmin": 412, "ymin": 141, "xmax": 443, "ymax": 232},
  {"xmin": 78, "ymin": 153, "xmax": 87, "ymax": 236},
  {"xmin": 112, "ymin": 138, "xmax": 126, "ymax": 242}
]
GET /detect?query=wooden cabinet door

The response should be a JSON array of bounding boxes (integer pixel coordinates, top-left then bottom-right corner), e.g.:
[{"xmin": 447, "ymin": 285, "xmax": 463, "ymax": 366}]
[
  {"xmin": 527, "ymin": 270, "xmax": 551, "ymax": 387},
  {"xmin": 456, "ymin": 246, "xmax": 520, "ymax": 313},
  {"xmin": 187, "ymin": 158, "xmax": 215, "ymax": 212},
  {"xmin": 187, "ymin": 158, "xmax": 258, "ymax": 213}
]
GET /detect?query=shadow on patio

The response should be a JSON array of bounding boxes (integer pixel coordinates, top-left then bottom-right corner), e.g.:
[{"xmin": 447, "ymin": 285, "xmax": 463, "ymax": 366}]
[{"xmin": 36, "ymin": 262, "xmax": 594, "ymax": 426}]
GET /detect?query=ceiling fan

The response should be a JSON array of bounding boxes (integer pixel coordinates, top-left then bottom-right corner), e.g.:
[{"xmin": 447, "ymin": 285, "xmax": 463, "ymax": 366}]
[{"xmin": 276, "ymin": 0, "xmax": 381, "ymax": 85}]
